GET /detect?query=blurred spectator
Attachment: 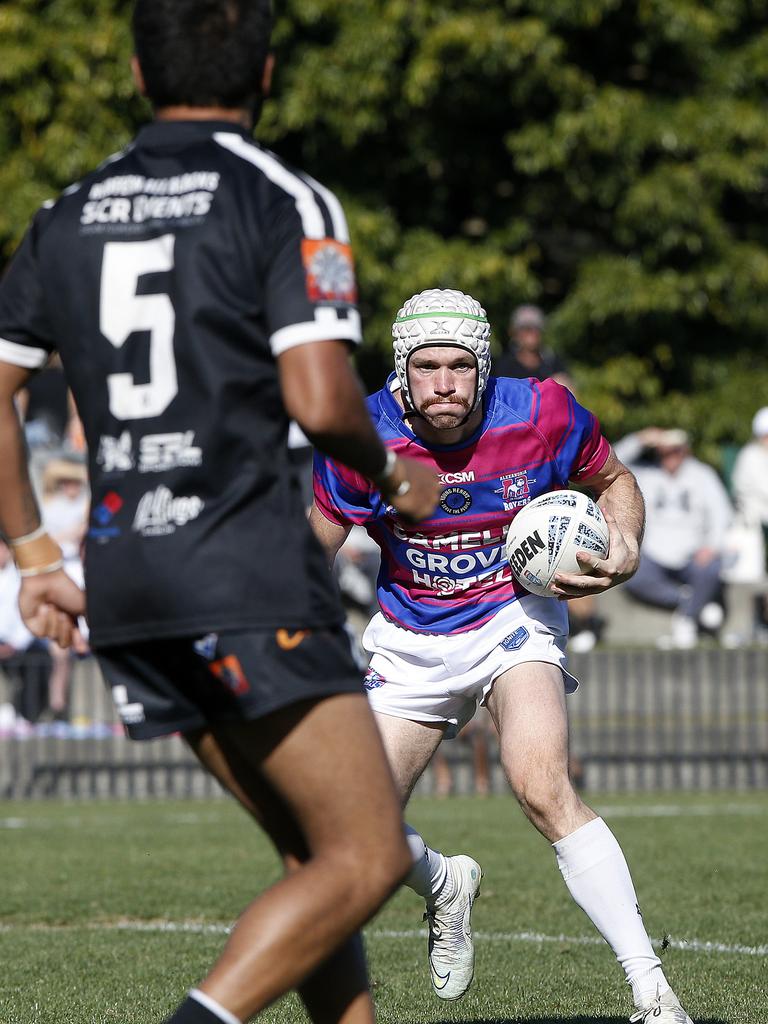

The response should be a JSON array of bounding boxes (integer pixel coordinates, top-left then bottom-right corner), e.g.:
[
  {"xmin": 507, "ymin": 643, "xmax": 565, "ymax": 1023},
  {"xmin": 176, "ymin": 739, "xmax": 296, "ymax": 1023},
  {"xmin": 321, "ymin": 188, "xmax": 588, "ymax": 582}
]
[
  {"xmin": 494, "ymin": 304, "xmax": 574, "ymax": 391},
  {"xmin": 729, "ymin": 407, "xmax": 768, "ymax": 635},
  {"xmin": 41, "ymin": 458, "xmax": 89, "ymax": 719},
  {"xmin": 615, "ymin": 428, "xmax": 733, "ymax": 649},
  {"xmin": 731, "ymin": 407, "xmax": 768, "ymax": 534},
  {"xmin": 0, "ymin": 540, "xmax": 52, "ymax": 724},
  {"xmin": 16, "ymin": 354, "xmax": 84, "ymax": 453}
]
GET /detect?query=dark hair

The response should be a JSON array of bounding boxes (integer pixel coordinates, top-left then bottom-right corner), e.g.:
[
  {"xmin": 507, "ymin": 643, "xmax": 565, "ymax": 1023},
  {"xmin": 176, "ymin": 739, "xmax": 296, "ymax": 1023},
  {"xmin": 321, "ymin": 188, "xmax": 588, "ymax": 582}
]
[{"xmin": 133, "ymin": 0, "xmax": 273, "ymax": 109}]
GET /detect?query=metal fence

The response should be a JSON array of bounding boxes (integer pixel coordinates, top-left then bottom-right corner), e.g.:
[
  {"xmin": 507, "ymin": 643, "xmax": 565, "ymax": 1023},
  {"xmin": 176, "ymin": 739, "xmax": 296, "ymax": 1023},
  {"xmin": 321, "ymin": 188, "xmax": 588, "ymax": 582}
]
[{"xmin": 1, "ymin": 648, "xmax": 766, "ymax": 798}]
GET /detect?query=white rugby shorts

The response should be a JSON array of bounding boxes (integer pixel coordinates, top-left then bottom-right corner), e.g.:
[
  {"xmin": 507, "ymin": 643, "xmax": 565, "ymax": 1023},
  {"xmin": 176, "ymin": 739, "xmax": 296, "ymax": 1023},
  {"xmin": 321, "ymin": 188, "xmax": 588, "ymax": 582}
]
[{"xmin": 362, "ymin": 596, "xmax": 577, "ymax": 738}]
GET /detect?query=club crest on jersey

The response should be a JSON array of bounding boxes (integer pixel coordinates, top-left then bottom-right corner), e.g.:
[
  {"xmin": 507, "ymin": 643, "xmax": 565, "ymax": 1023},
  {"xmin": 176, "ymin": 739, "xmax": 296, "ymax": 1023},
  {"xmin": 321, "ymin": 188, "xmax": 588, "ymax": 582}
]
[
  {"xmin": 440, "ymin": 486, "xmax": 472, "ymax": 515},
  {"xmin": 301, "ymin": 239, "xmax": 357, "ymax": 305},
  {"xmin": 495, "ymin": 471, "xmax": 531, "ymax": 511}
]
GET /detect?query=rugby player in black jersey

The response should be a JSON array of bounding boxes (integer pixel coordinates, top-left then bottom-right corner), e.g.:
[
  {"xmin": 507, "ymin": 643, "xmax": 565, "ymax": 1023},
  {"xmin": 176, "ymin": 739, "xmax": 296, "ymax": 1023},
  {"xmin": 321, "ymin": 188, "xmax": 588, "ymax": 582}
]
[{"xmin": 0, "ymin": 3, "xmax": 439, "ymax": 1023}]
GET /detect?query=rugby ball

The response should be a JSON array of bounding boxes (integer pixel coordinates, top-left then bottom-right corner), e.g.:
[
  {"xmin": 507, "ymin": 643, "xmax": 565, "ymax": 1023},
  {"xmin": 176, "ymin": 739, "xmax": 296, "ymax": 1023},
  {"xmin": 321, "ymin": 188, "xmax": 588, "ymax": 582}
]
[{"xmin": 505, "ymin": 490, "xmax": 609, "ymax": 597}]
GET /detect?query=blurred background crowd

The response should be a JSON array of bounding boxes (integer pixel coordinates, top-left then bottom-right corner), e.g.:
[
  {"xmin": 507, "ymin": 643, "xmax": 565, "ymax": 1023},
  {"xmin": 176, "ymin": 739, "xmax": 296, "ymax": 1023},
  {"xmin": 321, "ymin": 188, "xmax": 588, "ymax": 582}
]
[{"xmin": 3, "ymin": 2, "xmax": 768, "ymax": 747}]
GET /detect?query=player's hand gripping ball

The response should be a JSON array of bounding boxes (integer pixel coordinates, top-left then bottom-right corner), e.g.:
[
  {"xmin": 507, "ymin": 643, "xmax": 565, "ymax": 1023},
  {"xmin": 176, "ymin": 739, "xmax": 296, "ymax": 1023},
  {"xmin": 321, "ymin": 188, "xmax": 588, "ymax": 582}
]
[{"xmin": 505, "ymin": 490, "xmax": 609, "ymax": 597}]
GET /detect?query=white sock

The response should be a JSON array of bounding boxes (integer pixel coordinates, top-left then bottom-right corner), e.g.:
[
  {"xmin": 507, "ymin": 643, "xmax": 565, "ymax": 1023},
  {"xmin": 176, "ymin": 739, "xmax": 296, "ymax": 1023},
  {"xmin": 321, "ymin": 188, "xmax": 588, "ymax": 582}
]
[
  {"xmin": 189, "ymin": 989, "xmax": 241, "ymax": 1024},
  {"xmin": 553, "ymin": 817, "xmax": 669, "ymax": 1006},
  {"xmin": 404, "ymin": 824, "xmax": 449, "ymax": 904}
]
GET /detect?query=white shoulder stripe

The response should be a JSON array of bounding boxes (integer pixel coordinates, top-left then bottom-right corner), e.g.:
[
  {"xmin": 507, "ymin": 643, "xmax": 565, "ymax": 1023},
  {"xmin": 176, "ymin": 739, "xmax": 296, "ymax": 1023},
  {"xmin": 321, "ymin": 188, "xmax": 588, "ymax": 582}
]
[
  {"xmin": 299, "ymin": 171, "xmax": 350, "ymax": 243},
  {"xmin": 0, "ymin": 338, "xmax": 49, "ymax": 370},
  {"xmin": 270, "ymin": 311, "xmax": 362, "ymax": 356},
  {"xmin": 213, "ymin": 132, "xmax": 328, "ymax": 239}
]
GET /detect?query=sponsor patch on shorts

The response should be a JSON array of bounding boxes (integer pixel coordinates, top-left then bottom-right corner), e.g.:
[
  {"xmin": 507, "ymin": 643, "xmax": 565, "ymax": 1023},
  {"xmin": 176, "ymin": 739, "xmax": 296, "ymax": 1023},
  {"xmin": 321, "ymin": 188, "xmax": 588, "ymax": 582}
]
[{"xmin": 500, "ymin": 626, "xmax": 530, "ymax": 651}]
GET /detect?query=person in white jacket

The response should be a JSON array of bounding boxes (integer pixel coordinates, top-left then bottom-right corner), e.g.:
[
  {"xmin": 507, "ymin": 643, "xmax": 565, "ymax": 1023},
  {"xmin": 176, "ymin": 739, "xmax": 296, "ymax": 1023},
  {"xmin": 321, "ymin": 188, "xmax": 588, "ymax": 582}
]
[{"xmin": 614, "ymin": 428, "xmax": 733, "ymax": 648}]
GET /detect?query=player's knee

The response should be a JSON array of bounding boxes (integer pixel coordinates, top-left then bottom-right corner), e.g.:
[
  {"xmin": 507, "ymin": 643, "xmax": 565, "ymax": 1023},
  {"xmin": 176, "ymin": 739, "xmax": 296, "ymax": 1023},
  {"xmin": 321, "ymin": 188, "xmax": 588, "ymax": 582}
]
[{"xmin": 506, "ymin": 766, "xmax": 573, "ymax": 824}]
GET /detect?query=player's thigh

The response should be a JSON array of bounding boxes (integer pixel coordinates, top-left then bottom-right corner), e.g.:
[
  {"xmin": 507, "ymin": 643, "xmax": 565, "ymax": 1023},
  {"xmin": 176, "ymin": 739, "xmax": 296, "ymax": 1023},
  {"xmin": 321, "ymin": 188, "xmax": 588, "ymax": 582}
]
[
  {"xmin": 185, "ymin": 725, "xmax": 308, "ymax": 864},
  {"xmin": 373, "ymin": 711, "xmax": 446, "ymax": 804},
  {"xmin": 486, "ymin": 660, "xmax": 571, "ymax": 789},
  {"xmin": 221, "ymin": 693, "xmax": 408, "ymax": 864}
]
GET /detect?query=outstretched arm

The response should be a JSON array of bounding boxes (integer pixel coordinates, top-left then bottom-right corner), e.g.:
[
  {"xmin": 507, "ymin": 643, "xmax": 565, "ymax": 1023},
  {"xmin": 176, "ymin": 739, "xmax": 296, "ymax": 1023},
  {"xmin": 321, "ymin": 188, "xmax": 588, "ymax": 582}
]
[{"xmin": 551, "ymin": 448, "xmax": 645, "ymax": 598}]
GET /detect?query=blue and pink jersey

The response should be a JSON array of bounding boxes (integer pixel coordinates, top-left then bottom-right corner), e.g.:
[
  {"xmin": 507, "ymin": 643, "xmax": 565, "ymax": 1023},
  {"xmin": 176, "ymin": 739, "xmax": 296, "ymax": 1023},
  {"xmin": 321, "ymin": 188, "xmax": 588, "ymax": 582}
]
[{"xmin": 313, "ymin": 374, "xmax": 610, "ymax": 635}]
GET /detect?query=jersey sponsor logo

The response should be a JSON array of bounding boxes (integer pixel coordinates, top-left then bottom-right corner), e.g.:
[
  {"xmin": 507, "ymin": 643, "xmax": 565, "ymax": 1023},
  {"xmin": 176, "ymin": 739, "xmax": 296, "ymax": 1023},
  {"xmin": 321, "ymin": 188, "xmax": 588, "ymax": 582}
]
[
  {"xmin": 209, "ymin": 655, "xmax": 249, "ymax": 695},
  {"xmin": 275, "ymin": 628, "xmax": 309, "ymax": 651},
  {"xmin": 500, "ymin": 626, "xmax": 530, "ymax": 651},
  {"xmin": 364, "ymin": 668, "xmax": 387, "ymax": 690},
  {"xmin": 494, "ymin": 470, "xmax": 532, "ymax": 511},
  {"xmin": 139, "ymin": 432, "xmax": 202, "ymax": 472},
  {"xmin": 132, "ymin": 486, "xmax": 204, "ymax": 537},
  {"xmin": 406, "ymin": 544, "xmax": 512, "ymax": 594},
  {"xmin": 507, "ymin": 530, "xmax": 546, "ymax": 575},
  {"xmin": 97, "ymin": 431, "xmax": 204, "ymax": 474},
  {"xmin": 439, "ymin": 486, "xmax": 472, "ymax": 516},
  {"xmin": 82, "ymin": 173, "xmax": 221, "ymax": 229},
  {"xmin": 89, "ymin": 490, "xmax": 124, "ymax": 542},
  {"xmin": 97, "ymin": 432, "xmax": 134, "ymax": 473},
  {"xmin": 301, "ymin": 239, "xmax": 357, "ymax": 305},
  {"xmin": 438, "ymin": 471, "xmax": 475, "ymax": 484},
  {"xmin": 393, "ymin": 524, "xmax": 508, "ymax": 551}
]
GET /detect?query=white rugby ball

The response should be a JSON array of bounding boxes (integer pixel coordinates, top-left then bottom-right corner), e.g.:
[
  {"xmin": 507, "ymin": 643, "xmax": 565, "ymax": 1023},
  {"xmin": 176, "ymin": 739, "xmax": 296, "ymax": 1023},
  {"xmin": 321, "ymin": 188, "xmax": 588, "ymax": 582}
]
[{"xmin": 505, "ymin": 490, "xmax": 609, "ymax": 597}]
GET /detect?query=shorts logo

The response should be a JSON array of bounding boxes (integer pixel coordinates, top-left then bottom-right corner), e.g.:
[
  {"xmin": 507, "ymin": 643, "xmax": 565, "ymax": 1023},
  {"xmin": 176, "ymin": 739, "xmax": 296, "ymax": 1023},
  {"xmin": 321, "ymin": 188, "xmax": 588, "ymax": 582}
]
[
  {"xmin": 495, "ymin": 471, "xmax": 531, "ymax": 511},
  {"xmin": 364, "ymin": 668, "xmax": 387, "ymax": 690},
  {"xmin": 111, "ymin": 684, "xmax": 145, "ymax": 725},
  {"xmin": 440, "ymin": 486, "xmax": 472, "ymax": 515},
  {"xmin": 275, "ymin": 628, "xmax": 309, "ymax": 651},
  {"xmin": 132, "ymin": 486, "xmax": 204, "ymax": 536},
  {"xmin": 500, "ymin": 626, "xmax": 530, "ymax": 651},
  {"xmin": 209, "ymin": 655, "xmax": 249, "ymax": 695},
  {"xmin": 301, "ymin": 239, "xmax": 357, "ymax": 305},
  {"xmin": 89, "ymin": 490, "xmax": 124, "ymax": 542},
  {"xmin": 193, "ymin": 633, "xmax": 218, "ymax": 661}
]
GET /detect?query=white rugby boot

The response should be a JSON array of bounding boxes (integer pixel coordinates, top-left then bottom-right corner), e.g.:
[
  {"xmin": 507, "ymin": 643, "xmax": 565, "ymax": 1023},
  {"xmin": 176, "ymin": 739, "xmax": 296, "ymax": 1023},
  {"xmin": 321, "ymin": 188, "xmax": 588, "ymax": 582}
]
[
  {"xmin": 425, "ymin": 854, "xmax": 482, "ymax": 1000},
  {"xmin": 630, "ymin": 988, "xmax": 694, "ymax": 1023}
]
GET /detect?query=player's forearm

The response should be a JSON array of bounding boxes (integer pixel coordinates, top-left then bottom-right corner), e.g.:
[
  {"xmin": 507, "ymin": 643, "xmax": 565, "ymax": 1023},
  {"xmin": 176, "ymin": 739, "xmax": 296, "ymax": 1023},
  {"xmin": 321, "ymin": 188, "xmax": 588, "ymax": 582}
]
[
  {"xmin": 0, "ymin": 395, "xmax": 43, "ymax": 539},
  {"xmin": 597, "ymin": 469, "xmax": 645, "ymax": 556},
  {"xmin": 280, "ymin": 341, "xmax": 389, "ymax": 481}
]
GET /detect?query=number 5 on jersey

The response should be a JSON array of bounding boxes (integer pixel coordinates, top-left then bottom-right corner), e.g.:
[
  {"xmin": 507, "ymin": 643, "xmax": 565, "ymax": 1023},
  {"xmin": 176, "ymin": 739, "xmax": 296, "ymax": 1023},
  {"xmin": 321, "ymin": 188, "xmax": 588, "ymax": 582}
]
[{"xmin": 100, "ymin": 235, "xmax": 178, "ymax": 420}]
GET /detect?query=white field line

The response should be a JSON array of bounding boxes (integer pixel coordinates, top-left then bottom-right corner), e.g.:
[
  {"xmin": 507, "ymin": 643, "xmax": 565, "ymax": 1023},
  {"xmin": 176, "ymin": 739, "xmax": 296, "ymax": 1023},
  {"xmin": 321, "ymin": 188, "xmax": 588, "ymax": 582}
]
[
  {"xmin": 0, "ymin": 919, "xmax": 765, "ymax": 957},
  {"xmin": 1, "ymin": 802, "xmax": 766, "ymax": 831}
]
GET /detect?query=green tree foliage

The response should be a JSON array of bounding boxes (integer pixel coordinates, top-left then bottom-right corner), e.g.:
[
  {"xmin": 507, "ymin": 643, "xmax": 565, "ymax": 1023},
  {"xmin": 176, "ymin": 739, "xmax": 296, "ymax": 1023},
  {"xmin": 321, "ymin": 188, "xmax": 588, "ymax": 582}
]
[{"xmin": 2, "ymin": 0, "xmax": 768, "ymax": 453}]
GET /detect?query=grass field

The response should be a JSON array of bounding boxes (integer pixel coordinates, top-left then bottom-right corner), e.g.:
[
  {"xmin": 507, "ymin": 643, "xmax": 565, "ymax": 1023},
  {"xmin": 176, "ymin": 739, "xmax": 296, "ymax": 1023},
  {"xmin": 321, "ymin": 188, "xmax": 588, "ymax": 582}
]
[{"xmin": 1, "ymin": 791, "xmax": 766, "ymax": 1024}]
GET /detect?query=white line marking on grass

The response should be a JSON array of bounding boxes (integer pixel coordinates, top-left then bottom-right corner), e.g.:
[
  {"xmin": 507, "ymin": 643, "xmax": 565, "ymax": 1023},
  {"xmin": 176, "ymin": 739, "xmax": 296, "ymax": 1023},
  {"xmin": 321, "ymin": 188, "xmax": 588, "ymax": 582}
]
[
  {"xmin": 596, "ymin": 803, "xmax": 766, "ymax": 819},
  {"xmin": 1, "ymin": 920, "xmax": 765, "ymax": 957}
]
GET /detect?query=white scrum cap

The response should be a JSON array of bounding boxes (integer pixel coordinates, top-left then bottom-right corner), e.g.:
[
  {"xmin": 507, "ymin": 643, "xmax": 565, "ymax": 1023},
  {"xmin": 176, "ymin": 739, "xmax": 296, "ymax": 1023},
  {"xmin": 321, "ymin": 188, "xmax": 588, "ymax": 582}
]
[{"xmin": 391, "ymin": 288, "xmax": 492, "ymax": 412}]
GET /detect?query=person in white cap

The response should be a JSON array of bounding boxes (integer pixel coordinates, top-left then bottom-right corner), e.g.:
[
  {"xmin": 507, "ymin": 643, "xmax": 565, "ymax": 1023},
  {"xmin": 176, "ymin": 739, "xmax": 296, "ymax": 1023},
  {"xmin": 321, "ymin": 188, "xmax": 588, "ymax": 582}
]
[
  {"xmin": 732, "ymin": 407, "xmax": 768, "ymax": 532},
  {"xmin": 312, "ymin": 289, "xmax": 695, "ymax": 1024},
  {"xmin": 614, "ymin": 427, "xmax": 733, "ymax": 648},
  {"xmin": 731, "ymin": 407, "xmax": 768, "ymax": 633}
]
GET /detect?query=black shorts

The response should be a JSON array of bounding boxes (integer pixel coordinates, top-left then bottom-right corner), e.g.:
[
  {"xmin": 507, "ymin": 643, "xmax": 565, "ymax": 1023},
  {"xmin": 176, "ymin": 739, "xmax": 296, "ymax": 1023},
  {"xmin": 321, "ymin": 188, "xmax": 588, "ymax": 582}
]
[{"xmin": 96, "ymin": 626, "xmax": 364, "ymax": 740}]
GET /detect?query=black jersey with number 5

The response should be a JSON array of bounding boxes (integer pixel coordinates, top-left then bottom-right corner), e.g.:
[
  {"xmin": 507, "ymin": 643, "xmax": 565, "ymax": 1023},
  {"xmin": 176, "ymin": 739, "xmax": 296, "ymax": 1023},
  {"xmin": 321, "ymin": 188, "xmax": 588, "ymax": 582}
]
[{"xmin": 0, "ymin": 121, "xmax": 361, "ymax": 645}]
